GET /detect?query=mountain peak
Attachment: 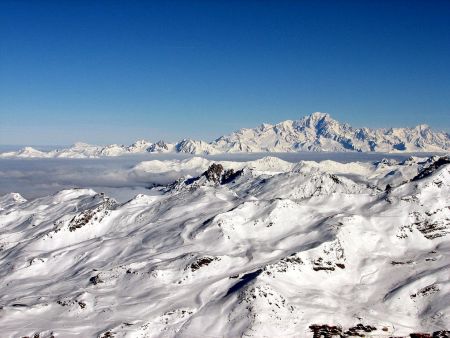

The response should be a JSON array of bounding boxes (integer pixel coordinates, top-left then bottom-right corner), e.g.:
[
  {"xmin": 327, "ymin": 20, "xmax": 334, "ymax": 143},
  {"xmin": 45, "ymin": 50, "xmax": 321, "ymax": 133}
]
[
  {"xmin": 298, "ymin": 112, "xmax": 336, "ymax": 130},
  {"xmin": 1, "ymin": 113, "xmax": 449, "ymax": 158},
  {"xmin": 303, "ymin": 112, "xmax": 333, "ymax": 124},
  {"xmin": 259, "ymin": 123, "xmax": 273, "ymax": 130},
  {"xmin": 415, "ymin": 124, "xmax": 430, "ymax": 130},
  {"xmin": 309, "ymin": 112, "xmax": 331, "ymax": 119}
]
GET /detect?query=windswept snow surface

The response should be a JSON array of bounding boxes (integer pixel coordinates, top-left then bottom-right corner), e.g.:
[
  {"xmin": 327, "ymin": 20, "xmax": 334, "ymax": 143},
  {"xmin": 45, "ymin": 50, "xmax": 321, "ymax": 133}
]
[{"xmin": 0, "ymin": 156, "xmax": 450, "ymax": 337}]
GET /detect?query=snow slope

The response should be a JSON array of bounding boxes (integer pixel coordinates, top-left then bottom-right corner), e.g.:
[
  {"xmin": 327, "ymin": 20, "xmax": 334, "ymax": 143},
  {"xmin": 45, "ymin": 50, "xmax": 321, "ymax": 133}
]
[
  {"xmin": 213, "ymin": 112, "xmax": 450, "ymax": 153},
  {"xmin": 0, "ymin": 156, "xmax": 449, "ymax": 337},
  {"xmin": 2, "ymin": 113, "xmax": 449, "ymax": 158}
]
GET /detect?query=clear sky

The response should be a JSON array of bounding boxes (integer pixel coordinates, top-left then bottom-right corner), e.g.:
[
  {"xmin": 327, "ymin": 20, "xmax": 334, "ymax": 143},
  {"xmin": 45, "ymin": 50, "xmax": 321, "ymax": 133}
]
[{"xmin": 1, "ymin": 0, "xmax": 449, "ymax": 145}]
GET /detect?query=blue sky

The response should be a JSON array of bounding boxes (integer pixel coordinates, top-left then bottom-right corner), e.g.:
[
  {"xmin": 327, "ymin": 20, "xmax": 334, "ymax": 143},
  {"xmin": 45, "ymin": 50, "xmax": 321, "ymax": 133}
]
[{"xmin": 1, "ymin": 0, "xmax": 449, "ymax": 145}]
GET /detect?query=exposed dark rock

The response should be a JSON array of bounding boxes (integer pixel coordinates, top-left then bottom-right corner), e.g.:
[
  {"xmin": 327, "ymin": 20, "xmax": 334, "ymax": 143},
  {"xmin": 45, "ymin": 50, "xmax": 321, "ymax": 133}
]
[
  {"xmin": 330, "ymin": 174, "xmax": 341, "ymax": 184},
  {"xmin": 203, "ymin": 163, "xmax": 224, "ymax": 183},
  {"xmin": 68, "ymin": 198, "xmax": 116, "ymax": 232},
  {"xmin": 412, "ymin": 156, "xmax": 450, "ymax": 182},
  {"xmin": 309, "ymin": 324, "xmax": 343, "ymax": 338},
  {"xmin": 410, "ymin": 284, "xmax": 439, "ymax": 299},
  {"xmin": 69, "ymin": 212, "xmax": 94, "ymax": 232},
  {"xmin": 89, "ymin": 275, "xmax": 103, "ymax": 285},
  {"xmin": 344, "ymin": 323, "xmax": 377, "ymax": 336},
  {"xmin": 147, "ymin": 140, "xmax": 169, "ymax": 152},
  {"xmin": 267, "ymin": 254, "xmax": 304, "ymax": 273},
  {"xmin": 307, "ymin": 325, "xmax": 448, "ymax": 338},
  {"xmin": 391, "ymin": 260, "xmax": 413, "ymax": 265},
  {"xmin": 189, "ymin": 256, "xmax": 217, "ymax": 271},
  {"xmin": 312, "ymin": 257, "xmax": 342, "ymax": 271},
  {"xmin": 284, "ymin": 255, "xmax": 303, "ymax": 264},
  {"xmin": 221, "ymin": 168, "xmax": 244, "ymax": 184},
  {"xmin": 416, "ymin": 220, "xmax": 449, "ymax": 239},
  {"xmin": 313, "ymin": 266, "xmax": 335, "ymax": 271}
]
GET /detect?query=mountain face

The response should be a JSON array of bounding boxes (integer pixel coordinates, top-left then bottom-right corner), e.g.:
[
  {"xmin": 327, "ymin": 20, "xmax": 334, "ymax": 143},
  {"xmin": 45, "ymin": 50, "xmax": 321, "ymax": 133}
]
[
  {"xmin": 213, "ymin": 112, "xmax": 450, "ymax": 153},
  {"xmin": 1, "ymin": 156, "xmax": 449, "ymax": 337},
  {"xmin": 1, "ymin": 113, "xmax": 449, "ymax": 158}
]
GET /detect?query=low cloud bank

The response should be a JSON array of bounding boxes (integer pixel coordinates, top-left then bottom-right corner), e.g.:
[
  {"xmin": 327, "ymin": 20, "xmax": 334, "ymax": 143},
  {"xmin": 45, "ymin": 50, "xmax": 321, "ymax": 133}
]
[
  {"xmin": 0, "ymin": 156, "xmax": 201, "ymax": 202},
  {"xmin": 0, "ymin": 152, "xmax": 417, "ymax": 202}
]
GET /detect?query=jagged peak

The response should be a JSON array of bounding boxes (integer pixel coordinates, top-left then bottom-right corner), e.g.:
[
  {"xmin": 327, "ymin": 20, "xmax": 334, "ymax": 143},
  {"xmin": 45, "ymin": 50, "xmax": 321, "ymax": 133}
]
[
  {"xmin": 414, "ymin": 124, "xmax": 431, "ymax": 131},
  {"xmin": 2, "ymin": 113, "xmax": 449, "ymax": 158},
  {"xmin": 309, "ymin": 112, "xmax": 331, "ymax": 119},
  {"xmin": 176, "ymin": 139, "xmax": 197, "ymax": 148},
  {"xmin": 298, "ymin": 112, "xmax": 337, "ymax": 128},
  {"xmin": 155, "ymin": 140, "xmax": 169, "ymax": 146},
  {"xmin": 259, "ymin": 123, "xmax": 273, "ymax": 130}
]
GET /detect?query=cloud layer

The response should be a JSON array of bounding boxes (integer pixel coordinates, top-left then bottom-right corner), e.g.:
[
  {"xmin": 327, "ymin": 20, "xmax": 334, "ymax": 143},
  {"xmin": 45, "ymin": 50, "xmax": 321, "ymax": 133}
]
[{"xmin": 0, "ymin": 152, "xmax": 414, "ymax": 202}]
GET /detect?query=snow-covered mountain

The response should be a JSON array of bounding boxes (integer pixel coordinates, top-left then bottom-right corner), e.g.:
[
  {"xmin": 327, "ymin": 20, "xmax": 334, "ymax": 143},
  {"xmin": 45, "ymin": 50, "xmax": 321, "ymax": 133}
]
[
  {"xmin": 213, "ymin": 112, "xmax": 450, "ymax": 153},
  {"xmin": 1, "ymin": 112, "xmax": 449, "ymax": 158},
  {"xmin": 1, "ymin": 155, "xmax": 449, "ymax": 337},
  {"xmin": 0, "ymin": 139, "xmax": 221, "ymax": 158}
]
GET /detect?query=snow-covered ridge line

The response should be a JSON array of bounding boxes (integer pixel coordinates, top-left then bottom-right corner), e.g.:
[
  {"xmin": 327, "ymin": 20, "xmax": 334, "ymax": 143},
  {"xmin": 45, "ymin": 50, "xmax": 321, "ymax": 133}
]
[
  {"xmin": 0, "ymin": 155, "xmax": 449, "ymax": 337},
  {"xmin": 2, "ymin": 112, "xmax": 450, "ymax": 158}
]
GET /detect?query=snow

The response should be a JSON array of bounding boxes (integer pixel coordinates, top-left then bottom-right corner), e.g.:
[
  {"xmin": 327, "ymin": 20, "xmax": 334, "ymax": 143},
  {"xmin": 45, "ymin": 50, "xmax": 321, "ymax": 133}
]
[
  {"xmin": 2, "ymin": 113, "xmax": 449, "ymax": 159},
  {"xmin": 213, "ymin": 112, "xmax": 450, "ymax": 153},
  {"xmin": 0, "ymin": 155, "xmax": 449, "ymax": 337}
]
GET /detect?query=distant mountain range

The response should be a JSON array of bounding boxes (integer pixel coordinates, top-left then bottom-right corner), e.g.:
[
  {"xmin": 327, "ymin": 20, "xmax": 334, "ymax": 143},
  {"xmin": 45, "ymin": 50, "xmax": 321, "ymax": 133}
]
[{"xmin": 2, "ymin": 112, "xmax": 449, "ymax": 158}]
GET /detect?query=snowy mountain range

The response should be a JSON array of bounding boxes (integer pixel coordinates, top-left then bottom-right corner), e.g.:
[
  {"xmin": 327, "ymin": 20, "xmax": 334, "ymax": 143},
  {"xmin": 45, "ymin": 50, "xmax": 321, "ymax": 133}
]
[
  {"xmin": 1, "ymin": 112, "xmax": 449, "ymax": 158},
  {"xmin": 1, "ymin": 155, "xmax": 449, "ymax": 337},
  {"xmin": 213, "ymin": 112, "xmax": 450, "ymax": 153}
]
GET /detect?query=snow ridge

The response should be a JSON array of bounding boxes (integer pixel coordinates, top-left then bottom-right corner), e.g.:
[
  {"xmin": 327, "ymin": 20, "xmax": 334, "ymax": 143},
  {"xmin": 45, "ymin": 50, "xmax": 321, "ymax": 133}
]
[
  {"xmin": 2, "ymin": 112, "xmax": 449, "ymax": 158},
  {"xmin": 0, "ymin": 156, "xmax": 449, "ymax": 337}
]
